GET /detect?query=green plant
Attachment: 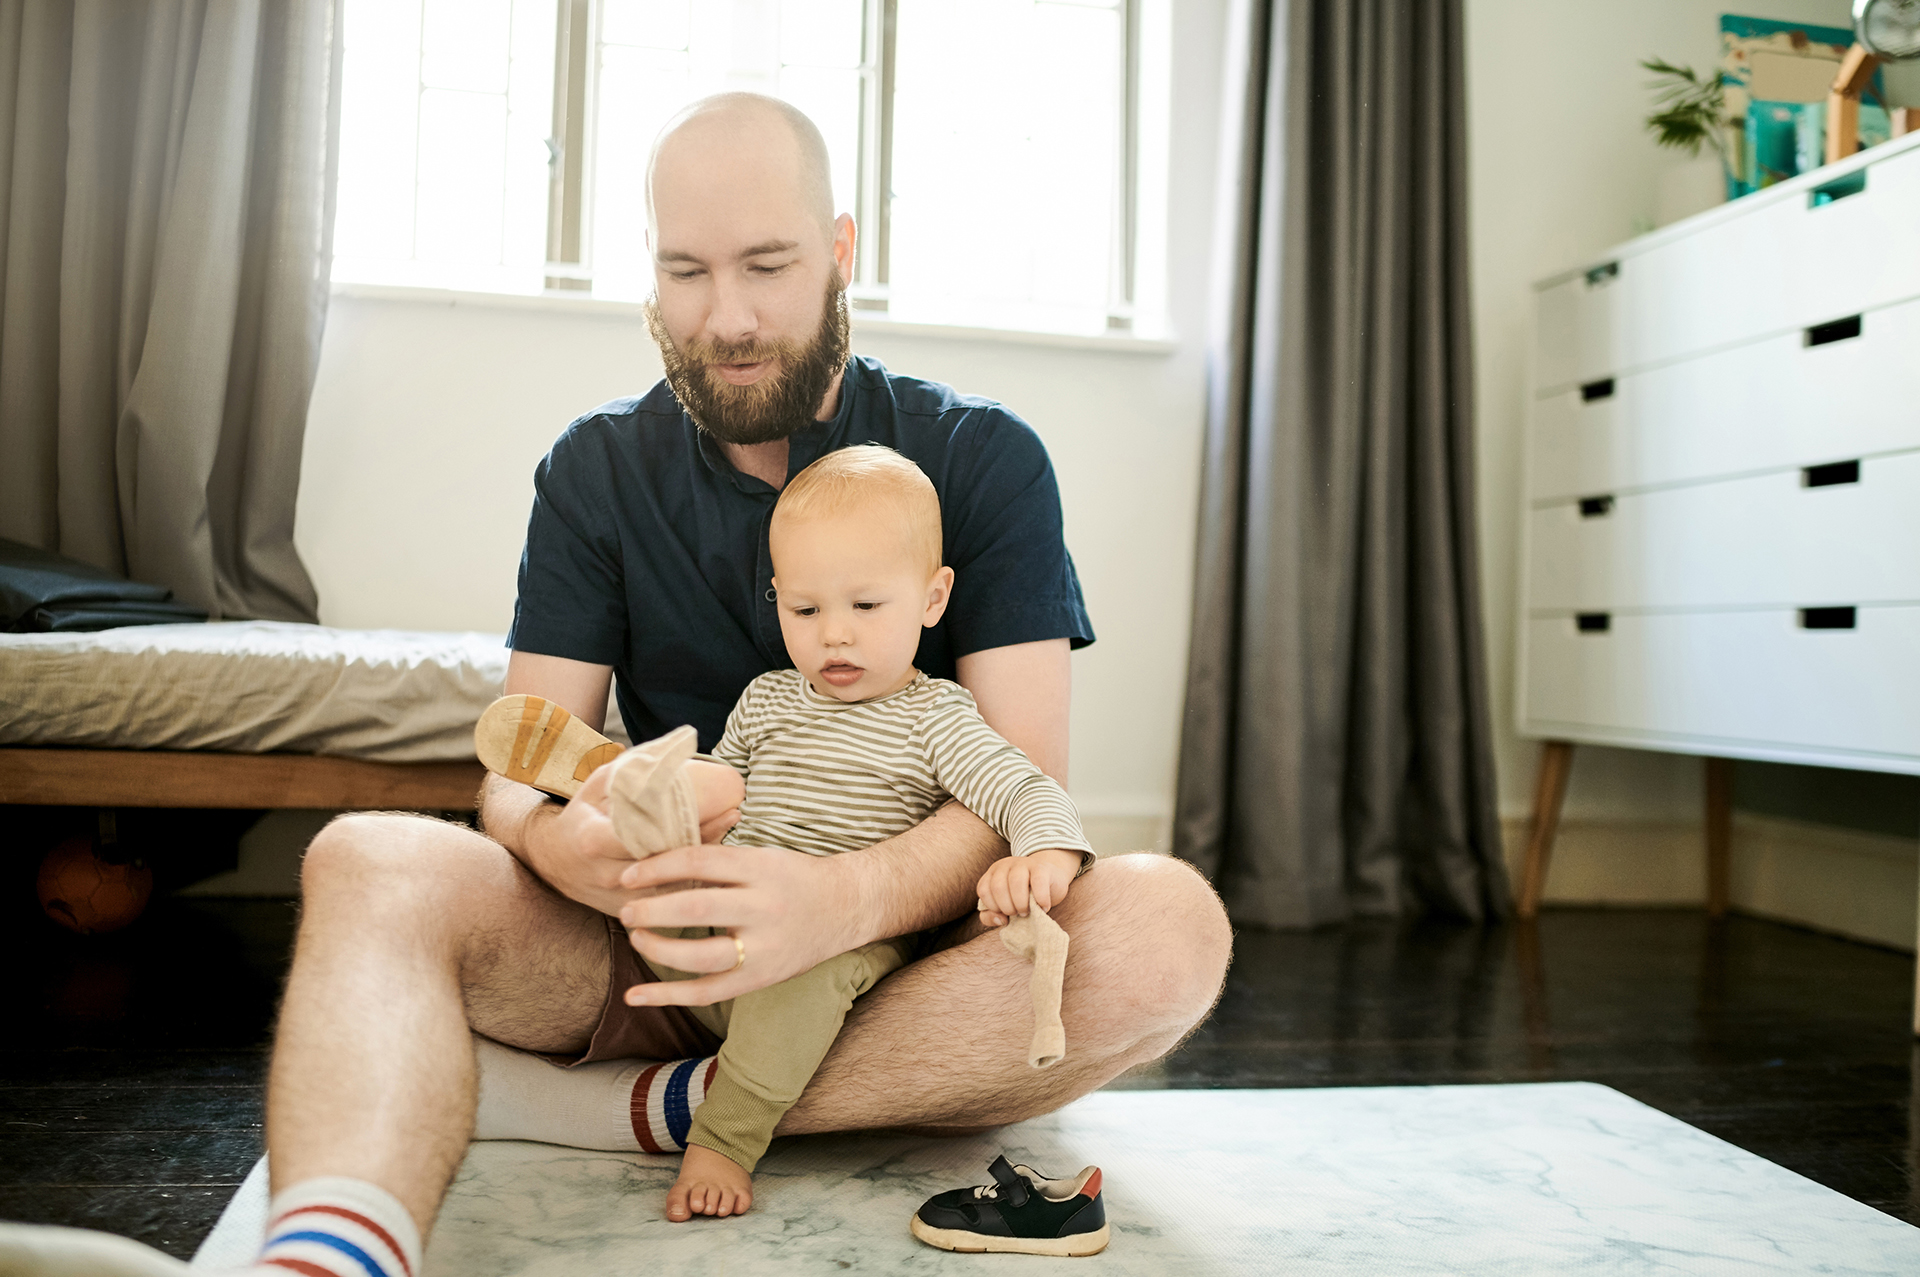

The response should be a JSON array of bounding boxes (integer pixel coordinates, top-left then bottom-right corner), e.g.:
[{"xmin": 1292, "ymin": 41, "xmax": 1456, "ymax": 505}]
[{"xmin": 1642, "ymin": 57, "xmax": 1733, "ymax": 173}]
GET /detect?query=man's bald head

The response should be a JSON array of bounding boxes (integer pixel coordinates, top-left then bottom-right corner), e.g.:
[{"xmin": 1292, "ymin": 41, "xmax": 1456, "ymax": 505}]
[
  {"xmin": 642, "ymin": 93, "xmax": 853, "ymax": 447},
  {"xmin": 647, "ymin": 93, "xmax": 836, "ymax": 241}
]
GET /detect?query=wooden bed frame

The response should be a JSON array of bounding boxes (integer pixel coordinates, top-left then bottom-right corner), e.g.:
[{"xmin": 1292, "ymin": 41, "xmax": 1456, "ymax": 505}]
[{"xmin": 0, "ymin": 747, "xmax": 483, "ymax": 810}]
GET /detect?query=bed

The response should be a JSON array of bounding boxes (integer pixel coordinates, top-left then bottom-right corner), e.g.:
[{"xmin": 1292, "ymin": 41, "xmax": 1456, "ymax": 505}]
[{"xmin": 0, "ymin": 622, "xmax": 590, "ymax": 811}]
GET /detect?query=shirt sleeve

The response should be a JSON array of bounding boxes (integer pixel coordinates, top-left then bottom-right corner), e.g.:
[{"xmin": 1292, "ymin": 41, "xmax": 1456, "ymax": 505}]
[
  {"xmin": 706, "ymin": 679, "xmax": 759, "ymax": 778},
  {"xmin": 506, "ymin": 426, "xmax": 629, "ymax": 667},
  {"xmin": 918, "ymin": 690, "xmax": 1095, "ymax": 867},
  {"xmin": 937, "ymin": 407, "xmax": 1094, "ymax": 658}
]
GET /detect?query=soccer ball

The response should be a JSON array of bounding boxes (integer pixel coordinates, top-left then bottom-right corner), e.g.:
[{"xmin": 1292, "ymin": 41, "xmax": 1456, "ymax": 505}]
[{"xmin": 36, "ymin": 835, "xmax": 154, "ymax": 935}]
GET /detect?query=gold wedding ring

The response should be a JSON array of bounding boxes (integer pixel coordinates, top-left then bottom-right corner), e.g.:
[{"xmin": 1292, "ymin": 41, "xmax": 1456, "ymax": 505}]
[{"xmin": 731, "ymin": 934, "xmax": 746, "ymax": 971}]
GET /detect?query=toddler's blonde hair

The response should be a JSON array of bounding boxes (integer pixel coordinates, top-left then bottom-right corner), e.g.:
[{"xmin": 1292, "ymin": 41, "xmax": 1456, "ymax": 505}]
[{"xmin": 772, "ymin": 445, "xmax": 943, "ymax": 578}]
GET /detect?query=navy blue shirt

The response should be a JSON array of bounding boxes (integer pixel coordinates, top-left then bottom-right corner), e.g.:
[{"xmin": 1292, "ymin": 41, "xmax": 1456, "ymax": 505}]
[{"xmin": 507, "ymin": 355, "xmax": 1095, "ymax": 751}]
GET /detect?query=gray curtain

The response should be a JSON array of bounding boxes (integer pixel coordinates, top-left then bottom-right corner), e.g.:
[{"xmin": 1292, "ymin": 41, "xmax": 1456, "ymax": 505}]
[
  {"xmin": 0, "ymin": 0, "xmax": 342, "ymax": 620},
  {"xmin": 1173, "ymin": 0, "xmax": 1506, "ymax": 928}
]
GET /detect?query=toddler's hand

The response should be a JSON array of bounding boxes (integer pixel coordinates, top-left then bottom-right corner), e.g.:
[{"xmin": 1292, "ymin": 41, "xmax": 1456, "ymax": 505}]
[{"xmin": 976, "ymin": 848, "xmax": 1083, "ymax": 927}]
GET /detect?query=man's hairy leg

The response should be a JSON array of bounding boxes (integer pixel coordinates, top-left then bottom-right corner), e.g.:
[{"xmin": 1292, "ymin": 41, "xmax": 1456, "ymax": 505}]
[
  {"xmin": 266, "ymin": 812, "xmax": 611, "ymax": 1231},
  {"xmin": 776, "ymin": 853, "xmax": 1232, "ymax": 1136}
]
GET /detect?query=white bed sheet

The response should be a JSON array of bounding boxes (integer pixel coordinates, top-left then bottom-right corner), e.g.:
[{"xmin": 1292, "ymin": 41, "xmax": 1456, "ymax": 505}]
[{"xmin": 0, "ymin": 622, "xmax": 522, "ymax": 763}]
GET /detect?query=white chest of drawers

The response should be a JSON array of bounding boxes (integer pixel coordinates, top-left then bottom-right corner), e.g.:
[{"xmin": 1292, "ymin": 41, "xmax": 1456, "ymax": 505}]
[{"xmin": 1517, "ymin": 131, "xmax": 1920, "ymax": 779}]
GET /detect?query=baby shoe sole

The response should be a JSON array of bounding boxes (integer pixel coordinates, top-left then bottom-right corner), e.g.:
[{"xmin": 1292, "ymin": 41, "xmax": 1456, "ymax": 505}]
[
  {"xmin": 475, "ymin": 694, "xmax": 623, "ymax": 799},
  {"xmin": 909, "ymin": 1215, "xmax": 1110, "ymax": 1257}
]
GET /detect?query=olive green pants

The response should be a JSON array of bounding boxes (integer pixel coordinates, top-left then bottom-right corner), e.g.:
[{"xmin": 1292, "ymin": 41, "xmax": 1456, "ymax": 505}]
[{"xmin": 647, "ymin": 933, "xmax": 916, "ymax": 1171}]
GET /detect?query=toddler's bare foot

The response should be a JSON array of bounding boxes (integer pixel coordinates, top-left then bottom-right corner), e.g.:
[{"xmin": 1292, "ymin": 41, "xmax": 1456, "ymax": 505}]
[{"xmin": 665, "ymin": 1144, "xmax": 754, "ymax": 1221}]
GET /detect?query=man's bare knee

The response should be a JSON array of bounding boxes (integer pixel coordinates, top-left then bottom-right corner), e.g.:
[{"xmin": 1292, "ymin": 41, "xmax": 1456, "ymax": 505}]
[
  {"xmin": 1136, "ymin": 854, "xmax": 1233, "ymax": 1019},
  {"xmin": 1062, "ymin": 854, "xmax": 1232, "ymax": 1046},
  {"xmin": 306, "ymin": 812, "xmax": 492, "ymax": 895},
  {"xmin": 297, "ymin": 812, "xmax": 605, "ymax": 1052},
  {"xmin": 300, "ymin": 812, "xmax": 526, "ymax": 950}
]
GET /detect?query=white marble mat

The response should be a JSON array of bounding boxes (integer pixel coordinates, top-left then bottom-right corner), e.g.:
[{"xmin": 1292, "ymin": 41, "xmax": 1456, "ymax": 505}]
[{"xmin": 193, "ymin": 1082, "xmax": 1920, "ymax": 1275}]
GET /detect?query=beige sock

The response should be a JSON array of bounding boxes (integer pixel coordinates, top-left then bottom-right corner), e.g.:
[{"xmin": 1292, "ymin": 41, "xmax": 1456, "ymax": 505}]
[
  {"xmin": 1000, "ymin": 907, "xmax": 1069, "ymax": 1068},
  {"xmin": 605, "ymin": 724, "xmax": 700, "ymax": 857}
]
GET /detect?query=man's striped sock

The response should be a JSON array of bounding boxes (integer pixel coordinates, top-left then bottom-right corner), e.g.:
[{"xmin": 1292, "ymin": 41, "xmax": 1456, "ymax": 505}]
[
  {"xmin": 470, "ymin": 1038, "xmax": 719, "ymax": 1155},
  {"xmin": 257, "ymin": 1176, "xmax": 420, "ymax": 1277},
  {"xmin": 630, "ymin": 1056, "xmax": 720, "ymax": 1154}
]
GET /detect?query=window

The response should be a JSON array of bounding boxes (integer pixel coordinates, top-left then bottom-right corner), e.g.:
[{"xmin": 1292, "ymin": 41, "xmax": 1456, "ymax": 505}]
[
  {"xmin": 333, "ymin": 0, "xmax": 557, "ymax": 295},
  {"xmin": 332, "ymin": 0, "xmax": 1139, "ymax": 335}
]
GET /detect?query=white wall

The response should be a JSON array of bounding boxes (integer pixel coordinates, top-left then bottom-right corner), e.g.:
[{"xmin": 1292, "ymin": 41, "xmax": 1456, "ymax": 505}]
[
  {"xmin": 303, "ymin": 0, "xmax": 1865, "ymax": 853},
  {"xmin": 1465, "ymin": 0, "xmax": 1854, "ymax": 822},
  {"xmin": 296, "ymin": 0, "xmax": 1230, "ymax": 851}
]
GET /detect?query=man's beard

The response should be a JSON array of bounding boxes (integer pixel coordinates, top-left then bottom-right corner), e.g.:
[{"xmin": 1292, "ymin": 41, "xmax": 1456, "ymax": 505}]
[{"xmin": 645, "ymin": 275, "xmax": 852, "ymax": 446}]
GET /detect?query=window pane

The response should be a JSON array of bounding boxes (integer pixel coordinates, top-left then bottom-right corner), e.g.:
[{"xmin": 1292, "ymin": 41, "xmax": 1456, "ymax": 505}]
[
  {"xmin": 1026, "ymin": 1, "xmax": 1120, "ymax": 311},
  {"xmin": 415, "ymin": 90, "xmax": 508, "ymax": 264},
  {"xmin": 588, "ymin": 0, "xmax": 869, "ymax": 302},
  {"xmin": 333, "ymin": 0, "xmax": 553, "ymax": 291},
  {"xmin": 780, "ymin": 0, "xmax": 863, "ymax": 67},
  {"xmin": 334, "ymin": 1, "xmax": 421, "ymax": 265},
  {"xmin": 778, "ymin": 64, "xmax": 861, "ymax": 217},
  {"xmin": 588, "ymin": 45, "xmax": 692, "ymax": 298},
  {"xmin": 422, "ymin": 0, "xmax": 512, "ymax": 93},
  {"xmin": 890, "ymin": 0, "xmax": 1122, "ymax": 332},
  {"xmin": 503, "ymin": 0, "xmax": 559, "ymax": 269},
  {"xmin": 602, "ymin": 0, "xmax": 692, "ymax": 48}
]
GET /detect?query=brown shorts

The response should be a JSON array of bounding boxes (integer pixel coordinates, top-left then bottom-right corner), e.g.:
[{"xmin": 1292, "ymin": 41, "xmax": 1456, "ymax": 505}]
[
  {"xmin": 569, "ymin": 915, "xmax": 725, "ymax": 1066},
  {"xmin": 569, "ymin": 914, "xmax": 957, "ymax": 1068}
]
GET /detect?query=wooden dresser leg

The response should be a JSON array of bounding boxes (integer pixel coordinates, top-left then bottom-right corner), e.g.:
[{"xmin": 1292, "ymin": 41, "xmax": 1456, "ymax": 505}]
[
  {"xmin": 1704, "ymin": 757, "xmax": 1732, "ymax": 919},
  {"xmin": 1517, "ymin": 740, "xmax": 1574, "ymax": 920}
]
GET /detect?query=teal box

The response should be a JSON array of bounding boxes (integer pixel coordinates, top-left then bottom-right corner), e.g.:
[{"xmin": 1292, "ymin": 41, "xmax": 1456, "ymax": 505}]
[{"xmin": 1746, "ymin": 100, "xmax": 1807, "ymax": 188}]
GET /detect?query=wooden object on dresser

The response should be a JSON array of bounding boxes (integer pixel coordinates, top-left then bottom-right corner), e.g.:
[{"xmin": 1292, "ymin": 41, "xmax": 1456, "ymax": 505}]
[
  {"xmin": 1514, "ymin": 131, "xmax": 1920, "ymax": 999},
  {"xmin": 0, "ymin": 748, "xmax": 484, "ymax": 811},
  {"xmin": 1824, "ymin": 43, "xmax": 1881, "ymax": 166}
]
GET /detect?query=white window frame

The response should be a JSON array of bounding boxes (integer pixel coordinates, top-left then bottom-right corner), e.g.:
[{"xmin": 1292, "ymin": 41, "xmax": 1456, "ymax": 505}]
[
  {"xmin": 332, "ymin": 0, "xmax": 1159, "ymax": 344},
  {"xmin": 536, "ymin": 0, "xmax": 1139, "ymax": 328}
]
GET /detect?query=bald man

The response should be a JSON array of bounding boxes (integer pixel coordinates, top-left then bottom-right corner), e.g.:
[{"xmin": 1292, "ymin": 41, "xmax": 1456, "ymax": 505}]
[{"xmin": 0, "ymin": 96, "xmax": 1231, "ymax": 1275}]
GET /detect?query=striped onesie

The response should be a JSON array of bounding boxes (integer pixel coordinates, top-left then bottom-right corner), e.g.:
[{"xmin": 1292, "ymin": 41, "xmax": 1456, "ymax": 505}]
[{"xmin": 649, "ymin": 668, "xmax": 1095, "ymax": 1171}]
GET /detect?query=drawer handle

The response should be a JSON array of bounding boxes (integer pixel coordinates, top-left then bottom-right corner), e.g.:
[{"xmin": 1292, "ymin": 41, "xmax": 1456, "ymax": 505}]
[
  {"xmin": 1583, "ymin": 262, "xmax": 1618, "ymax": 288},
  {"xmin": 1580, "ymin": 378, "xmax": 1615, "ymax": 402},
  {"xmin": 1809, "ymin": 171, "xmax": 1866, "ymax": 207},
  {"xmin": 1578, "ymin": 495, "xmax": 1614, "ymax": 518},
  {"xmin": 1802, "ymin": 459, "xmax": 1860, "ymax": 488},
  {"xmin": 1805, "ymin": 315, "xmax": 1862, "ymax": 347},
  {"xmin": 1799, "ymin": 606, "xmax": 1857, "ymax": 630},
  {"xmin": 1576, "ymin": 612, "xmax": 1611, "ymax": 633}
]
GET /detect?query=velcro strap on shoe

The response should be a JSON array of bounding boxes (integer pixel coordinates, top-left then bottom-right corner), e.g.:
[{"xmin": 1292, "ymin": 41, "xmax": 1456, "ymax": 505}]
[{"xmin": 988, "ymin": 1156, "xmax": 1030, "ymax": 1208}]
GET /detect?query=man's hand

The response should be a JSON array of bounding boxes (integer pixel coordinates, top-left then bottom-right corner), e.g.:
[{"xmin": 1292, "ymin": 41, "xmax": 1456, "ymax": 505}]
[
  {"xmin": 496, "ymin": 771, "xmax": 996, "ymax": 1005},
  {"xmin": 502, "ymin": 761, "xmax": 742, "ymax": 916},
  {"xmin": 504, "ymin": 764, "xmax": 643, "ymax": 916},
  {"xmin": 975, "ymin": 848, "xmax": 1083, "ymax": 927},
  {"xmin": 614, "ymin": 843, "xmax": 861, "ymax": 1008}
]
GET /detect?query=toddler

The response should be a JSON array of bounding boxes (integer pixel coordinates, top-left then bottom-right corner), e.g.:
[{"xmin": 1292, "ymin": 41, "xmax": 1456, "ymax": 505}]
[{"xmin": 474, "ymin": 444, "xmax": 1093, "ymax": 1222}]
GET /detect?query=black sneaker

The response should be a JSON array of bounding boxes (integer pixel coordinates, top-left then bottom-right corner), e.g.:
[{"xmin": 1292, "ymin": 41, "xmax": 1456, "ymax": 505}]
[{"xmin": 910, "ymin": 1154, "xmax": 1109, "ymax": 1256}]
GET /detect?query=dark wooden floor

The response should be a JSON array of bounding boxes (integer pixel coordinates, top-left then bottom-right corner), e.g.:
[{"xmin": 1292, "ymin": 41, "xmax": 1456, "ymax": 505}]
[
  {"xmin": 0, "ymin": 896, "xmax": 293, "ymax": 1258},
  {"xmin": 1134, "ymin": 911, "xmax": 1917, "ymax": 1224},
  {"xmin": 0, "ymin": 895, "xmax": 1913, "ymax": 1259}
]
